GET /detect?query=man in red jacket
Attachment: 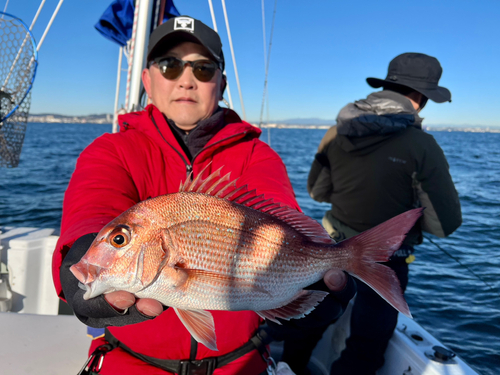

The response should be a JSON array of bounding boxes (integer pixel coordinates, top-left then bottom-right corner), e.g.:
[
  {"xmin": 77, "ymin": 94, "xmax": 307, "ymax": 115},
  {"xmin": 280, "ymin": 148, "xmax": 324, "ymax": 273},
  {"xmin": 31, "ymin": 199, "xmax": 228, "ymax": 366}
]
[{"xmin": 53, "ymin": 16, "xmax": 354, "ymax": 375}]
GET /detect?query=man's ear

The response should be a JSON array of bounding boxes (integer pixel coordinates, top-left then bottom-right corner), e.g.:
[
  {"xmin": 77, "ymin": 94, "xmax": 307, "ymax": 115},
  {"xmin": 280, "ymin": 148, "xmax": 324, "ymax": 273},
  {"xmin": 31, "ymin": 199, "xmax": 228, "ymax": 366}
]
[
  {"xmin": 219, "ymin": 74, "xmax": 227, "ymax": 101},
  {"xmin": 142, "ymin": 68, "xmax": 152, "ymax": 99}
]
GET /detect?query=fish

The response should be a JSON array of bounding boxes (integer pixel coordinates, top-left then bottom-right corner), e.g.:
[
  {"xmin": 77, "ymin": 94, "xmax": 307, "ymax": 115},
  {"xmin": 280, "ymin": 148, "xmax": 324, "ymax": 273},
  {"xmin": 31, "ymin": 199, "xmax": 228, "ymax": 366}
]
[{"xmin": 70, "ymin": 165, "xmax": 423, "ymax": 351}]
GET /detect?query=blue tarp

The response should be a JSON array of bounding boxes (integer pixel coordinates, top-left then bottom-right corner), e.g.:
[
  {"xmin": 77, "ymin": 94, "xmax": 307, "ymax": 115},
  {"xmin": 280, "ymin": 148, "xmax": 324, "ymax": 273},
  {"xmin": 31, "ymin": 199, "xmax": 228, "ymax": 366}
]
[{"xmin": 95, "ymin": 0, "xmax": 180, "ymax": 47}]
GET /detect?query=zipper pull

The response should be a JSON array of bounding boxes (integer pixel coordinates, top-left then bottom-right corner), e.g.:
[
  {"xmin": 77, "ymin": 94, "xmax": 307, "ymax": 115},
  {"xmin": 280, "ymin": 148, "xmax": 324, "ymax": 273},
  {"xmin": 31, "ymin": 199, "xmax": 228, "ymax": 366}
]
[{"xmin": 186, "ymin": 164, "xmax": 193, "ymax": 179}]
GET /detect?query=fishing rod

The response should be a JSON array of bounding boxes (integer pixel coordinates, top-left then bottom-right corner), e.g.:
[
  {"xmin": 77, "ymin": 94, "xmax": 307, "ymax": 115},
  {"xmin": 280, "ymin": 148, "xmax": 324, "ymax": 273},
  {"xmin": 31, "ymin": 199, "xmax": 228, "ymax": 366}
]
[{"xmin": 423, "ymin": 235, "xmax": 498, "ymax": 296}]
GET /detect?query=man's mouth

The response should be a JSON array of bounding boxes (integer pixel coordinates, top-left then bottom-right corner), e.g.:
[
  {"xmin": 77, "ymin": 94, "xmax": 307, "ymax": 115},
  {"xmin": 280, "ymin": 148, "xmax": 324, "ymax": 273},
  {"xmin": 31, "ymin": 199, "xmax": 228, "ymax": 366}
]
[{"xmin": 175, "ymin": 97, "xmax": 196, "ymax": 103}]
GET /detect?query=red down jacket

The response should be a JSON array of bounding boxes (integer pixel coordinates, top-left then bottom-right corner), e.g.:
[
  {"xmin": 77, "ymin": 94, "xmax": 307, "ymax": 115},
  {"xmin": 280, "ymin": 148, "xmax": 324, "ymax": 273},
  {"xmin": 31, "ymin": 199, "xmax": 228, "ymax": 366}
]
[{"xmin": 52, "ymin": 105, "xmax": 300, "ymax": 374}]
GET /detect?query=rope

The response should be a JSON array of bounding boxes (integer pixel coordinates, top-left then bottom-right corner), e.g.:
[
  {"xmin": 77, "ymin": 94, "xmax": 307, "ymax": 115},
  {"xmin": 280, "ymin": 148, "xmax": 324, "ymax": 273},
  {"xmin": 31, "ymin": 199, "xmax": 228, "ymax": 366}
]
[
  {"xmin": 207, "ymin": 0, "xmax": 233, "ymax": 109},
  {"xmin": 258, "ymin": 0, "xmax": 277, "ymax": 128},
  {"xmin": 220, "ymin": 0, "xmax": 245, "ymax": 119},
  {"xmin": 423, "ymin": 235, "xmax": 498, "ymax": 295}
]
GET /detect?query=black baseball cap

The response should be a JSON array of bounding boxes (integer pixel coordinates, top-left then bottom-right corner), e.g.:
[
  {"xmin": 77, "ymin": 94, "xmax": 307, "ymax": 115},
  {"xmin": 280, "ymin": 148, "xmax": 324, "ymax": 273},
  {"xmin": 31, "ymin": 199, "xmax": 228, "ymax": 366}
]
[
  {"xmin": 147, "ymin": 16, "xmax": 224, "ymax": 71},
  {"xmin": 366, "ymin": 53, "xmax": 451, "ymax": 103}
]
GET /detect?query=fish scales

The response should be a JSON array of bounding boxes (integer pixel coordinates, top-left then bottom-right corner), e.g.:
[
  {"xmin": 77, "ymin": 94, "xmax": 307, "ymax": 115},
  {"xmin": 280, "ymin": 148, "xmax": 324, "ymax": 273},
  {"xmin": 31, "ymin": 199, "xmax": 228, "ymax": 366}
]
[{"xmin": 134, "ymin": 193, "xmax": 347, "ymax": 311}]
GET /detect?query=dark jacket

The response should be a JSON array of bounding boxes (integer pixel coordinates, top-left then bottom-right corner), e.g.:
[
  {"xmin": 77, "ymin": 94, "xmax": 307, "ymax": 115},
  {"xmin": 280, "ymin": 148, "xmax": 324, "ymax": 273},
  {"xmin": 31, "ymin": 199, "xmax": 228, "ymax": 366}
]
[{"xmin": 308, "ymin": 90, "xmax": 461, "ymax": 245}]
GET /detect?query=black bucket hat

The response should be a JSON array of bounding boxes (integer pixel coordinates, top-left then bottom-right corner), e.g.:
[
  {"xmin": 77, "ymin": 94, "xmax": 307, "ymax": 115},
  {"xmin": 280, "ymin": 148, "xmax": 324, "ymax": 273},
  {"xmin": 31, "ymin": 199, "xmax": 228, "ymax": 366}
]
[
  {"xmin": 366, "ymin": 53, "xmax": 451, "ymax": 103},
  {"xmin": 147, "ymin": 16, "xmax": 224, "ymax": 71}
]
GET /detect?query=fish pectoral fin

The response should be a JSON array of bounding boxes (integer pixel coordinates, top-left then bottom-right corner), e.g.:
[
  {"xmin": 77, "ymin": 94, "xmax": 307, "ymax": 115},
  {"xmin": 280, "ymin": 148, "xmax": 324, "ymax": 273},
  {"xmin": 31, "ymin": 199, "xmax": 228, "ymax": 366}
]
[
  {"xmin": 173, "ymin": 308, "xmax": 218, "ymax": 351},
  {"xmin": 256, "ymin": 289, "xmax": 329, "ymax": 324},
  {"xmin": 161, "ymin": 229, "xmax": 184, "ymax": 268}
]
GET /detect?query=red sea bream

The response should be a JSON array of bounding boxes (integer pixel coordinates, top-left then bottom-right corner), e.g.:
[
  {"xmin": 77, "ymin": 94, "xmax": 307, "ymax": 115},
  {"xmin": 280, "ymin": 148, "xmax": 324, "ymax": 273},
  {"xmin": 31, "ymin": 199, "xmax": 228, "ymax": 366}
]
[{"xmin": 71, "ymin": 166, "xmax": 422, "ymax": 350}]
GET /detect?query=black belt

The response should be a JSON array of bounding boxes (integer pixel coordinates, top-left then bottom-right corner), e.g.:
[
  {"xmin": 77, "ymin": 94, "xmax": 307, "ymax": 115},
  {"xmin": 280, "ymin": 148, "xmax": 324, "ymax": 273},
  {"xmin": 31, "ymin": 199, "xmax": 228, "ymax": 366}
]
[{"xmin": 100, "ymin": 327, "xmax": 271, "ymax": 375}]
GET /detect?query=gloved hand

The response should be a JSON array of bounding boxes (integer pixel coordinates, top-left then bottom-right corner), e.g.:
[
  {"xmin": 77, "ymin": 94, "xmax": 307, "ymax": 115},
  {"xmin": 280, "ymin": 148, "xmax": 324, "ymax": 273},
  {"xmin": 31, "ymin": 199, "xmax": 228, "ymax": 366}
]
[
  {"xmin": 60, "ymin": 233, "xmax": 166, "ymax": 328},
  {"xmin": 264, "ymin": 270, "xmax": 356, "ymax": 341}
]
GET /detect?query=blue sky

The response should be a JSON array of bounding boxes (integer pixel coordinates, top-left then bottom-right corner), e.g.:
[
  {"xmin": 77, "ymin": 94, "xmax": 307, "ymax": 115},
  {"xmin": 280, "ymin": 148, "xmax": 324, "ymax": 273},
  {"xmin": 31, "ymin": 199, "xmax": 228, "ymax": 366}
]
[{"xmin": 4, "ymin": 0, "xmax": 500, "ymax": 126}]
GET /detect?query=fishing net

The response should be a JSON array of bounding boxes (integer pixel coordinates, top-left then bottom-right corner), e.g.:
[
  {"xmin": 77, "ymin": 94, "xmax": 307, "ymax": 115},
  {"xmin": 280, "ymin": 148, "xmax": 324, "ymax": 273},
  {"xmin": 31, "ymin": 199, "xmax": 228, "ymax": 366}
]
[{"xmin": 0, "ymin": 12, "xmax": 38, "ymax": 168}]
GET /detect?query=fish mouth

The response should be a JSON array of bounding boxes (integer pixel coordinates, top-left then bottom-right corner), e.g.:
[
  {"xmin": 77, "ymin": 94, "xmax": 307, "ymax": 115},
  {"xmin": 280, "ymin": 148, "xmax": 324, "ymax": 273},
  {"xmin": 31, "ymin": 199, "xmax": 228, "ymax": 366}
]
[
  {"xmin": 70, "ymin": 261, "xmax": 111, "ymax": 300},
  {"xmin": 70, "ymin": 262, "xmax": 104, "ymax": 284},
  {"xmin": 76, "ymin": 280, "xmax": 116, "ymax": 300}
]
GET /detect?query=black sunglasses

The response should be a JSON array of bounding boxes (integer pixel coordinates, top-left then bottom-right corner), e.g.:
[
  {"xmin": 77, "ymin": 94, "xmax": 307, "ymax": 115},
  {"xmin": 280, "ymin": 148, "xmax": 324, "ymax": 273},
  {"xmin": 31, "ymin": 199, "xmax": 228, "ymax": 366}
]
[{"xmin": 150, "ymin": 56, "xmax": 219, "ymax": 82}]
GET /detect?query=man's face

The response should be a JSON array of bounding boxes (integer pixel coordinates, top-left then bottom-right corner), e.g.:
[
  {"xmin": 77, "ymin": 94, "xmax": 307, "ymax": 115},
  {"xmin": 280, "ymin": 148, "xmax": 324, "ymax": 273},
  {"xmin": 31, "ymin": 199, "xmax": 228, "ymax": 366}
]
[{"xmin": 142, "ymin": 41, "xmax": 224, "ymax": 132}]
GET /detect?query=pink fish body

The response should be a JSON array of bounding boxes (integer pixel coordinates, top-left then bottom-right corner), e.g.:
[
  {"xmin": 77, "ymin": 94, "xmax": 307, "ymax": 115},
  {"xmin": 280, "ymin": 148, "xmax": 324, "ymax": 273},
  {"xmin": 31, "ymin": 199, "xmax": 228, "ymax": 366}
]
[{"xmin": 71, "ymin": 166, "xmax": 422, "ymax": 350}]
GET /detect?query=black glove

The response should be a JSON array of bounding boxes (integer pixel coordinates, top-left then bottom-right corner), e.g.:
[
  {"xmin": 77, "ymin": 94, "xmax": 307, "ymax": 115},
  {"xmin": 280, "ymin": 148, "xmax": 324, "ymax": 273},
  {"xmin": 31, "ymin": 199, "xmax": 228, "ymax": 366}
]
[
  {"xmin": 60, "ymin": 233, "xmax": 164, "ymax": 328},
  {"xmin": 264, "ymin": 273, "xmax": 356, "ymax": 341}
]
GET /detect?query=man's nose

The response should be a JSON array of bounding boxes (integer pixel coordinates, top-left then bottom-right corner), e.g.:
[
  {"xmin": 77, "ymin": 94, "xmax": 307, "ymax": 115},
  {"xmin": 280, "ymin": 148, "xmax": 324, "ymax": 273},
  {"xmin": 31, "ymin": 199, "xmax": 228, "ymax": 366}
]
[{"xmin": 177, "ymin": 65, "xmax": 196, "ymax": 89}]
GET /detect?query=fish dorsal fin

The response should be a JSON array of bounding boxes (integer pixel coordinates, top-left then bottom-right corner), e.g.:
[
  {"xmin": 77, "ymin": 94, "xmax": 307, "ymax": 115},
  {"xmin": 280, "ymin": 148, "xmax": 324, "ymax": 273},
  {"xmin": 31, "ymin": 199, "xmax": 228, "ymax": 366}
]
[
  {"xmin": 256, "ymin": 290, "xmax": 329, "ymax": 324},
  {"xmin": 180, "ymin": 164, "xmax": 334, "ymax": 244},
  {"xmin": 173, "ymin": 308, "xmax": 218, "ymax": 351}
]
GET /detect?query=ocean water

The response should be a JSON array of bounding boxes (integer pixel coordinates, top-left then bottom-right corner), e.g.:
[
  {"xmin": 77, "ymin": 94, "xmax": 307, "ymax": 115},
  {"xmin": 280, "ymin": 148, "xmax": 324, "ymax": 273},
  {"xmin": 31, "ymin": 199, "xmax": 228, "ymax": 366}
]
[{"xmin": 1, "ymin": 123, "xmax": 499, "ymax": 375}]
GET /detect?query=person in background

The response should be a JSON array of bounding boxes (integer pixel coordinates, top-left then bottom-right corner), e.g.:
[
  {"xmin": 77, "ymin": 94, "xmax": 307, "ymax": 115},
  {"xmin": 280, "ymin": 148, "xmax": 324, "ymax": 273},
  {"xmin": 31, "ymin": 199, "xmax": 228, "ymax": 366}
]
[
  {"xmin": 52, "ymin": 16, "xmax": 355, "ymax": 375},
  {"xmin": 307, "ymin": 52, "xmax": 462, "ymax": 375}
]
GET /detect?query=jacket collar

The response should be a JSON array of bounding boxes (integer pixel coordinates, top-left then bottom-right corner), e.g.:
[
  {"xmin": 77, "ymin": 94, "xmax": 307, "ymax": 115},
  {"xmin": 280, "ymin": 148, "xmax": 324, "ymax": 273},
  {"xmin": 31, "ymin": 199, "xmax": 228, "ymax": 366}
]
[{"xmin": 118, "ymin": 105, "xmax": 262, "ymax": 161}]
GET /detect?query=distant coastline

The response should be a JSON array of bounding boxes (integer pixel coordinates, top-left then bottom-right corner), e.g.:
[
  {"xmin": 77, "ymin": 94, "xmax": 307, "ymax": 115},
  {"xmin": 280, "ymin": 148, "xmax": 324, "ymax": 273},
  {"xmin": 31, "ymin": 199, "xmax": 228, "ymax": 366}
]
[
  {"xmin": 27, "ymin": 113, "xmax": 500, "ymax": 133},
  {"xmin": 28, "ymin": 113, "xmax": 112, "ymax": 124}
]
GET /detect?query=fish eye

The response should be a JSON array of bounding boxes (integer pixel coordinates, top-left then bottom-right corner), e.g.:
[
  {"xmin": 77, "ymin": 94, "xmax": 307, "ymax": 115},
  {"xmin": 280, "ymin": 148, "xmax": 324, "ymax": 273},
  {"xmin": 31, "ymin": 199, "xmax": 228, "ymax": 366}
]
[{"xmin": 108, "ymin": 226, "xmax": 131, "ymax": 248}]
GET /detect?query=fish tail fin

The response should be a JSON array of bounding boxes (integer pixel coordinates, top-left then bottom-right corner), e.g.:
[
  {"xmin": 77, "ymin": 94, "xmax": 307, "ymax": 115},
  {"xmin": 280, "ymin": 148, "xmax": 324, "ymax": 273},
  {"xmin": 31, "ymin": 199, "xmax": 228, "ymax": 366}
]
[{"xmin": 337, "ymin": 208, "xmax": 423, "ymax": 318}]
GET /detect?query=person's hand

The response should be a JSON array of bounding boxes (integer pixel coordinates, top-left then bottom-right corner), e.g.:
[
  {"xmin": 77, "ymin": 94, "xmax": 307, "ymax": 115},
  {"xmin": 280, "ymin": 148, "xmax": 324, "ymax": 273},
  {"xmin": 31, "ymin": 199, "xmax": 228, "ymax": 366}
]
[
  {"xmin": 61, "ymin": 233, "xmax": 168, "ymax": 327},
  {"xmin": 104, "ymin": 291, "xmax": 163, "ymax": 317},
  {"xmin": 323, "ymin": 268, "xmax": 348, "ymax": 292}
]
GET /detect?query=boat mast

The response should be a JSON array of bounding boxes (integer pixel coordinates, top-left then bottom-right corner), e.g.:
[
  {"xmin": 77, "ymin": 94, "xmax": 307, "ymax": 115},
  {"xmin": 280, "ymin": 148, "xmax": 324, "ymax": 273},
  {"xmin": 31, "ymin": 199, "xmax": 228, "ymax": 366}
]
[
  {"xmin": 127, "ymin": 0, "xmax": 154, "ymax": 113},
  {"xmin": 112, "ymin": 0, "xmax": 154, "ymax": 133}
]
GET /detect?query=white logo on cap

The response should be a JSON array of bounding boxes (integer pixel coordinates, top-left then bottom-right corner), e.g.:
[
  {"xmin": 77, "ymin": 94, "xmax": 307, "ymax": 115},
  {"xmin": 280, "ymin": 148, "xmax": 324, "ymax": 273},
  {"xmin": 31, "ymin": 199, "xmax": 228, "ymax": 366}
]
[{"xmin": 174, "ymin": 17, "xmax": 194, "ymax": 33}]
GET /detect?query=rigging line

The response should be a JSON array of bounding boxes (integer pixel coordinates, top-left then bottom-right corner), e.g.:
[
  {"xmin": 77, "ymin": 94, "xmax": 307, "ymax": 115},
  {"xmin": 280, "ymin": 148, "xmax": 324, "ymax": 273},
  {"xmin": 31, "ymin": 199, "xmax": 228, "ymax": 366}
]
[
  {"xmin": 220, "ymin": 0, "xmax": 245, "ymax": 119},
  {"xmin": 2, "ymin": 0, "xmax": 9, "ymax": 15},
  {"xmin": 29, "ymin": 0, "xmax": 47, "ymax": 30},
  {"xmin": 261, "ymin": 0, "xmax": 266, "ymax": 67},
  {"xmin": 423, "ymin": 235, "xmax": 498, "ymax": 295},
  {"xmin": 258, "ymin": 0, "xmax": 277, "ymax": 128},
  {"xmin": 36, "ymin": 0, "xmax": 64, "ymax": 52},
  {"xmin": 207, "ymin": 0, "xmax": 218, "ymax": 32},
  {"xmin": 207, "ymin": 0, "xmax": 233, "ymax": 109}
]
